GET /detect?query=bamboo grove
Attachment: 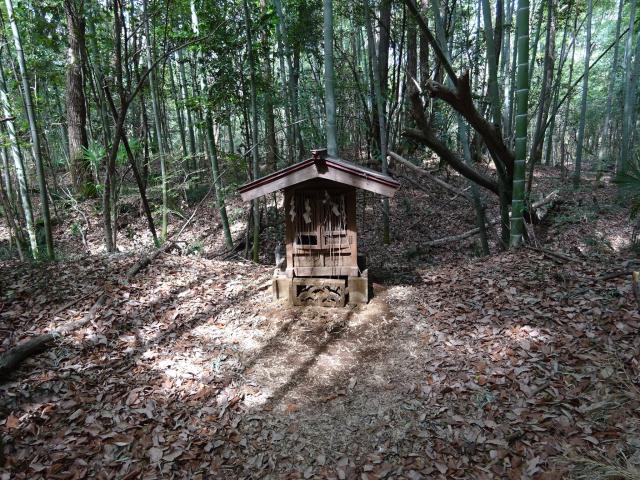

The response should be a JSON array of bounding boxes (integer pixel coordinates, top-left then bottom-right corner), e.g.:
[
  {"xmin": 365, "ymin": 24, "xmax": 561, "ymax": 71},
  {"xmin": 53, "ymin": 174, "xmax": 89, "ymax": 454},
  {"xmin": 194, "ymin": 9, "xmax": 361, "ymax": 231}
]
[{"xmin": 0, "ymin": 0, "xmax": 638, "ymax": 261}]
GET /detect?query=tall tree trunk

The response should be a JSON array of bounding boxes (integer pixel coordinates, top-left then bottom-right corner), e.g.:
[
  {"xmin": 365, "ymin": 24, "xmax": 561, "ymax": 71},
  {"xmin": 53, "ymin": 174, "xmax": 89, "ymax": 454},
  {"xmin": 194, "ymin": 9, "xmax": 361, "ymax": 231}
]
[
  {"xmin": 370, "ymin": 0, "xmax": 391, "ymax": 149},
  {"xmin": 262, "ymin": 23, "xmax": 278, "ymax": 172},
  {"xmin": 544, "ymin": 2, "xmax": 570, "ymax": 167},
  {"xmin": 0, "ymin": 52, "xmax": 38, "ymax": 257},
  {"xmin": 510, "ymin": 0, "xmax": 529, "ymax": 247},
  {"xmin": 527, "ymin": 2, "xmax": 544, "ymax": 86},
  {"xmin": 618, "ymin": 0, "xmax": 638, "ymax": 175},
  {"xmin": 204, "ymin": 111, "xmax": 234, "ymax": 249},
  {"xmin": 573, "ymin": 0, "xmax": 592, "ymax": 188},
  {"xmin": 144, "ymin": 0, "xmax": 168, "ymax": 240},
  {"xmin": 481, "ymin": 0, "xmax": 502, "ymax": 127},
  {"xmin": 500, "ymin": 0, "xmax": 513, "ymax": 135},
  {"xmin": 273, "ymin": 0, "xmax": 294, "ymax": 164},
  {"xmin": 5, "ymin": 0, "xmax": 54, "ymax": 259},
  {"xmin": 169, "ymin": 57, "xmax": 188, "ymax": 160},
  {"xmin": 365, "ymin": 0, "xmax": 390, "ymax": 244},
  {"xmin": 323, "ymin": 0, "xmax": 338, "ymax": 155},
  {"xmin": 559, "ymin": 16, "xmax": 578, "ymax": 174},
  {"xmin": 292, "ymin": 48, "xmax": 305, "ymax": 159},
  {"xmin": 177, "ymin": 50, "xmax": 197, "ymax": 169},
  {"xmin": 597, "ymin": 0, "xmax": 623, "ymax": 176},
  {"xmin": 102, "ymin": 0, "xmax": 124, "ymax": 253},
  {"xmin": 190, "ymin": 0, "xmax": 233, "ymax": 250},
  {"xmin": 505, "ymin": 1, "xmax": 518, "ymax": 143},
  {"xmin": 243, "ymin": 0, "xmax": 261, "ymax": 262},
  {"xmin": 526, "ymin": 0, "xmax": 555, "ymax": 192},
  {"xmin": 64, "ymin": 0, "xmax": 90, "ymax": 196},
  {"xmin": 104, "ymin": 85, "xmax": 159, "ymax": 247},
  {"xmin": 418, "ymin": 0, "xmax": 429, "ymax": 91},
  {"xmin": 625, "ymin": 26, "xmax": 640, "ymax": 172},
  {"xmin": 227, "ymin": 115, "xmax": 234, "ymax": 154},
  {"xmin": 403, "ymin": 13, "xmax": 417, "ymax": 150},
  {"xmin": 0, "ymin": 153, "xmax": 25, "ymax": 259}
]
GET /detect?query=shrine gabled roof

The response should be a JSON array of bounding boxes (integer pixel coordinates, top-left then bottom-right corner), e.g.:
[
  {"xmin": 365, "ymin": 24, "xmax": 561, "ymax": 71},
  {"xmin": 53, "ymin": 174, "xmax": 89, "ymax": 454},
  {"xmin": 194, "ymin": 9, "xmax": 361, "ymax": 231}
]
[{"xmin": 238, "ymin": 150, "xmax": 400, "ymax": 202}]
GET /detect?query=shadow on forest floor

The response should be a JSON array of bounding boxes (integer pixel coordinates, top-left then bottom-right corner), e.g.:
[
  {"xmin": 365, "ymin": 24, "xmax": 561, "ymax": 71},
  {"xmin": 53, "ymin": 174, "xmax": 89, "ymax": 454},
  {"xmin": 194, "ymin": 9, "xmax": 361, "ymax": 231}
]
[{"xmin": 1, "ymin": 174, "xmax": 640, "ymax": 479}]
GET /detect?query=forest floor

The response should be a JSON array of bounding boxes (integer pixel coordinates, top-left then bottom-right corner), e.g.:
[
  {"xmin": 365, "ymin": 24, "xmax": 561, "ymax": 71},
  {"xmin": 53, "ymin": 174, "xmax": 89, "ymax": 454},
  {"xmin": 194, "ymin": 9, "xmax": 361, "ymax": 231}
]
[{"xmin": 1, "ymin": 166, "xmax": 640, "ymax": 479}]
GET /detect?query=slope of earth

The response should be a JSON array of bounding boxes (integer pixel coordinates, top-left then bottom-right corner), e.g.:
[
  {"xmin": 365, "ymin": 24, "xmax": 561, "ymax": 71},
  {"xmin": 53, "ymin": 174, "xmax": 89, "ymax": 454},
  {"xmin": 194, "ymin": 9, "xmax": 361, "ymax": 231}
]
[{"xmin": 1, "ymin": 169, "xmax": 639, "ymax": 479}]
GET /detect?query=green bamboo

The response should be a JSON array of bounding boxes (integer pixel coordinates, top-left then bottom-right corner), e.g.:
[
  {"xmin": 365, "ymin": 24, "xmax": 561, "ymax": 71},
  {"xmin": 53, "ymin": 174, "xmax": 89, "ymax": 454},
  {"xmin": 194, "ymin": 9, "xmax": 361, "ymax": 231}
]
[
  {"xmin": 573, "ymin": 0, "xmax": 592, "ymax": 188},
  {"xmin": 510, "ymin": 0, "xmax": 529, "ymax": 247},
  {"xmin": 5, "ymin": 0, "xmax": 54, "ymax": 259},
  {"xmin": 323, "ymin": 0, "xmax": 338, "ymax": 156}
]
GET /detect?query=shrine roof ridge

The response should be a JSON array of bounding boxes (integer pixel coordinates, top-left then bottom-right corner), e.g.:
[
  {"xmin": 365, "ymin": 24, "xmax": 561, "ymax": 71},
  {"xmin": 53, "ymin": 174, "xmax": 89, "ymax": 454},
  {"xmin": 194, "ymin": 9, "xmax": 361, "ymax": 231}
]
[{"xmin": 238, "ymin": 152, "xmax": 400, "ymax": 202}]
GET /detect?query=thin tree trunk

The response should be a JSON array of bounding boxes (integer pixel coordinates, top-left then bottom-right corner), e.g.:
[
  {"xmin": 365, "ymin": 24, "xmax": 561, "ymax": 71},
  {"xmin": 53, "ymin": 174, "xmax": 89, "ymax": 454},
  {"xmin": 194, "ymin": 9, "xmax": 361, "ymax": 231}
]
[
  {"xmin": 243, "ymin": 0, "xmax": 261, "ymax": 262},
  {"xmin": 144, "ymin": 0, "xmax": 168, "ymax": 240},
  {"xmin": 619, "ymin": 0, "xmax": 639, "ymax": 175},
  {"xmin": 263, "ymin": 47, "xmax": 277, "ymax": 172},
  {"xmin": 418, "ymin": 0, "xmax": 430, "ymax": 92},
  {"xmin": 573, "ymin": 0, "xmax": 592, "ymax": 188},
  {"xmin": 5, "ymin": 0, "xmax": 54, "ymax": 258},
  {"xmin": 204, "ymin": 111, "xmax": 234, "ymax": 249},
  {"xmin": 505, "ymin": 2, "xmax": 518, "ymax": 143},
  {"xmin": 170, "ymin": 57, "xmax": 188, "ymax": 160},
  {"xmin": 0, "ymin": 155, "xmax": 25, "ymax": 259},
  {"xmin": 403, "ymin": 13, "xmax": 417, "ymax": 150},
  {"xmin": 177, "ymin": 50, "xmax": 197, "ymax": 169},
  {"xmin": 526, "ymin": 0, "xmax": 555, "ymax": 192},
  {"xmin": 626, "ymin": 25, "xmax": 640, "ymax": 169},
  {"xmin": 527, "ymin": 1, "xmax": 544, "ymax": 86},
  {"xmin": 323, "ymin": 0, "xmax": 338, "ymax": 156},
  {"xmin": 273, "ymin": 0, "xmax": 294, "ymax": 164},
  {"xmin": 596, "ymin": 0, "xmax": 623, "ymax": 175},
  {"xmin": 559, "ymin": 17, "xmax": 577, "ymax": 174},
  {"xmin": 0, "ymin": 53, "xmax": 38, "ymax": 258},
  {"xmin": 481, "ymin": 0, "xmax": 502, "ymax": 127},
  {"xmin": 227, "ymin": 115, "xmax": 234, "ymax": 154},
  {"xmin": 500, "ymin": 0, "xmax": 513, "ymax": 135},
  {"xmin": 190, "ymin": 1, "xmax": 233, "ymax": 249},
  {"xmin": 510, "ymin": 0, "xmax": 529, "ymax": 247},
  {"xmin": 544, "ymin": 2, "xmax": 571, "ymax": 166},
  {"xmin": 365, "ymin": 0, "xmax": 390, "ymax": 244},
  {"xmin": 104, "ymin": 86, "xmax": 159, "ymax": 246}
]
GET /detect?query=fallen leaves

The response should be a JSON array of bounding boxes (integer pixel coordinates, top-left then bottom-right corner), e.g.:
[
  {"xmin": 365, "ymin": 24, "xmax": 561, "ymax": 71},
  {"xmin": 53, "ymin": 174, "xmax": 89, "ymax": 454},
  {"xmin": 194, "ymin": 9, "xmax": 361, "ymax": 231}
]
[{"xmin": 1, "ymin": 174, "xmax": 639, "ymax": 479}]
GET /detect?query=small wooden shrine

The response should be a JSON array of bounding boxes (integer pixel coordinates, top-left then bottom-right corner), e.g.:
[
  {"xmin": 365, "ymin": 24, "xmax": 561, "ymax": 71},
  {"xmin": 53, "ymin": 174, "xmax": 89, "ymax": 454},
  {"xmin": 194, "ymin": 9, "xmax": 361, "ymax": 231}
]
[{"xmin": 238, "ymin": 149, "xmax": 400, "ymax": 307}]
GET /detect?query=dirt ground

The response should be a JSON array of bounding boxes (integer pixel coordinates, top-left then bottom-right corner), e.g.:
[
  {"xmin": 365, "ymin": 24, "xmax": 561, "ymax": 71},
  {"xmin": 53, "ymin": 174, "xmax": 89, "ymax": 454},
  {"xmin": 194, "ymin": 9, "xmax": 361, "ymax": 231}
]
[{"xmin": 1, "ymin": 167, "xmax": 639, "ymax": 479}]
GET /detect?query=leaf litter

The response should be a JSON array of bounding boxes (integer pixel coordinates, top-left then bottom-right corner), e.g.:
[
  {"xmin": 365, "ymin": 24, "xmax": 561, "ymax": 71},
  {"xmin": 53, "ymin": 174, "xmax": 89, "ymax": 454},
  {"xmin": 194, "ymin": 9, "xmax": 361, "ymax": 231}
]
[{"xmin": 0, "ymin": 169, "xmax": 639, "ymax": 479}]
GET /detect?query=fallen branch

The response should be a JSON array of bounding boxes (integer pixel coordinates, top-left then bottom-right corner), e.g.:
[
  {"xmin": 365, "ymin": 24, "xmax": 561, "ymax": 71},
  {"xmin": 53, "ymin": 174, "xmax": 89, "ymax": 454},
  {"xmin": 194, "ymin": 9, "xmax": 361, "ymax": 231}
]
[
  {"xmin": 423, "ymin": 218, "xmax": 501, "ymax": 247},
  {"xmin": 389, "ymin": 150, "xmax": 474, "ymax": 202},
  {"xmin": 421, "ymin": 189, "xmax": 561, "ymax": 248},
  {"xmin": 524, "ymin": 245, "xmax": 579, "ymax": 263},
  {"xmin": 596, "ymin": 270, "xmax": 632, "ymax": 281},
  {"xmin": 0, "ymin": 294, "xmax": 107, "ymax": 379},
  {"xmin": 126, "ymin": 241, "xmax": 176, "ymax": 279},
  {"xmin": 0, "ymin": 191, "xmax": 211, "ymax": 381},
  {"xmin": 531, "ymin": 190, "xmax": 559, "ymax": 209},
  {"xmin": 528, "ymin": 190, "xmax": 559, "ymax": 223}
]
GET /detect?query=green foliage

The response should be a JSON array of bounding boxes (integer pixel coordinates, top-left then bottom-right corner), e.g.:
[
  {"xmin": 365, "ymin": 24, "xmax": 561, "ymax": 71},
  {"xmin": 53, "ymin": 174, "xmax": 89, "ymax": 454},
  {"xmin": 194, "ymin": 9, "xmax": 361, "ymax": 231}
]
[
  {"xmin": 186, "ymin": 240, "xmax": 204, "ymax": 256},
  {"xmin": 82, "ymin": 141, "xmax": 105, "ymax": 172},
  {"xmin": 229, "ymin": 206, "xmax": 245, "ymax": 224},
  {"xmin": 584, "ymin": 233, "xmax": 614, "ymax": 253},
  {"xmin": 614, "ymin": 158, "xmax": 640, "ymax": 217},
  {"xmin": 69, "ymin": 221, "xmax": 82, "ymax": 238},
  {"xmin": 553, "ymin": 204, "xmax": 597, "ymax": 226},
  {"xmin": 80, "ymin": 182, "xmax": 98, "ymax": 199}
]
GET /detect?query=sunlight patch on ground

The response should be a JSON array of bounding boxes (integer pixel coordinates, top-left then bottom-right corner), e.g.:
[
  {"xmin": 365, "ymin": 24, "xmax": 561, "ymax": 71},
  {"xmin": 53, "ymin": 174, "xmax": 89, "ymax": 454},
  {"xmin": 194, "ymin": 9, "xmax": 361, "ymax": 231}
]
[
  {"xmin": 604, "ymin": 231, "xmax": 630, "ymax": 251},
  {"xmin": 153, "ymin": 351, "xmax": 210, "ymax": 381}
]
